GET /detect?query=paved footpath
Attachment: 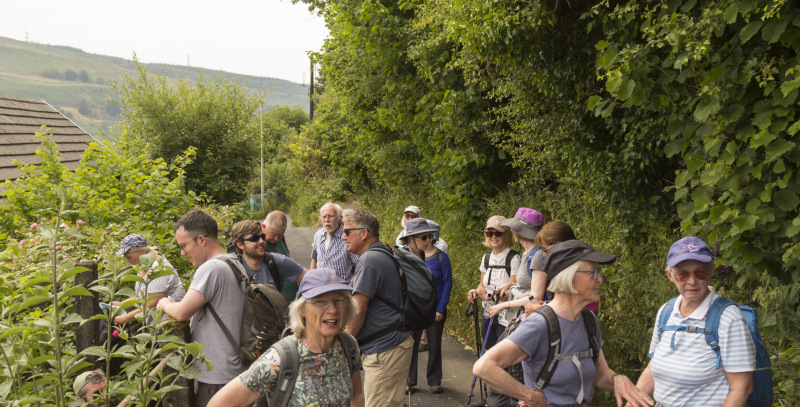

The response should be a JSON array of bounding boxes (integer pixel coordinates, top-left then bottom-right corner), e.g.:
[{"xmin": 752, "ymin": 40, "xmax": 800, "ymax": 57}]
[{"xmin": 284, "ymin": 218, "xmax": 487, "ymax": 407}]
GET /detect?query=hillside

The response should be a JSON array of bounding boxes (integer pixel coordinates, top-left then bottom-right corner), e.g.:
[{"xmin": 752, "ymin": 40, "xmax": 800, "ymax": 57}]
[{"xmin": 0, "ymin": 36, "xmax": 309, "ymax": 140}]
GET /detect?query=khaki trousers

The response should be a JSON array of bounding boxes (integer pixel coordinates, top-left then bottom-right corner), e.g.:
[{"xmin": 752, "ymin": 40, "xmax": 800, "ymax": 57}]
[{"xmin": 362, "ymin": 335, "xmax": 414, "ymax": 406}]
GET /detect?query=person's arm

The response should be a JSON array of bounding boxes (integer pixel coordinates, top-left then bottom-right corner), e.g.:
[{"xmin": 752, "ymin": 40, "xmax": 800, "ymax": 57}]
[
  {"xmin": 310, "ymin": 259, "xmax": 317, "ymax": 270},
  {"xmin": 207, "ymin": 378, "xmax": 259, "ymax": 407},
  {"xmin": 722, "ymin": 371, "xmax": 753, "ymax": 407},
  {"xmin": 498, "ymin": 275, "xmax": 516, "ymax": 300},
  {"xmin": 488, "ymin": 296, "xmax": 532, "ymax": 318},
  {"xmin": 156, "ymin": 289, "xmax": 205, "ymax": 321},
  {"xmin": 347, "ymin": 293, "xmax": 370, "ymax": 338},
  {"xmin": 296, "ymin": 267, "xmax": 308, "ymax": 283},
  {"xmin": 473, "ymin": 339, "xmax": 544, "ymax": 405},
  {"xmin": 350, "ymin": 370, "xmax": 364, "ymax": 407},
  {"xmin": 437, "ymin": 254, "xmax": 453, "ymax": 316},
  {"xmin": 529, "ymin": 270, "xmax": 547, "ymax": 302},
  {"xmin": 634, "ymin": 362, "xmax": 655, "ymax": 398},
  {"xmin": 593, "ymin": 350, "xmax": 653, "ymax": 407},
  {"xmin": 115, "ymin": 291, "xmax": 167, "ymax": 324}
]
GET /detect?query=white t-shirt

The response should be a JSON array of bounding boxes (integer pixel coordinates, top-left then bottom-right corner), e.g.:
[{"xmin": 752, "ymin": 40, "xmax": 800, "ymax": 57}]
[{"xmin": 479, "ymin": 248, "xmax": 520, "ymax": 325}]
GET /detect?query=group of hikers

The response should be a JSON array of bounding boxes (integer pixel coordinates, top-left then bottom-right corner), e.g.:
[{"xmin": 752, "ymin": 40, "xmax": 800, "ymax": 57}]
[{"xmin": 77, "ymin": 203, "xmax": 763, "ymax": 407}]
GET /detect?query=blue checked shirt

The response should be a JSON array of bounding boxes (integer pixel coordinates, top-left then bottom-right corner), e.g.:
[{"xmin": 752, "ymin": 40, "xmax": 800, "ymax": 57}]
[{"xmin": 310, "ymin": 224, "xmax": 359, "ymax": 284}]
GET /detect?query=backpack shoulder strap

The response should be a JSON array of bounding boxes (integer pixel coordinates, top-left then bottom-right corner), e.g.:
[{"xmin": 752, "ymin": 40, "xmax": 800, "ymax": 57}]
[
  {"xmin": 220, "ymin": 257, "xmax": 249, "ymax": 284},
  {"xmin": 580, "ymin": 308, "xmax": 600, "ymax": 364},
  {"xmin": 483, "ymin": 252, "xmax": 492, "ymax": 285},
  {"xmin": 504, "ymin": 249, "xmax": 518, "ymax": 276},
  {"xmin": 650, "ymin": 297, "xmax": 678, "ymax": 358},
  {"xmin": 205, "ymin": 302, "xmax": 239, "ymax": 352},
  {"xmin": 263, "ymin": 252, "xmax": 284, "ymax": 292},
  {"xmin": 533, "ymin": 305, "xmax": 561, "ymax": 392},
  {"xmin": 437, "ymin": 249, "xmax": 443, "ymax": 267},
  {"xmin": 704, "ymin": 296, "xmax": 735, "ymax": 369},
  {"xmin": 337, "ymin": 331, "xmax": 361, "ymax": 377},
  {"xmin": 269, "ymin": 336, "xmax": 300, "ymax": 407}
]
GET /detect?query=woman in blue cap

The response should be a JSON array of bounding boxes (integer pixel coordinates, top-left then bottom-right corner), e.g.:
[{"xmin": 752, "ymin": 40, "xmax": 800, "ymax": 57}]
[
  {"xmin": 633, "ymin": 237, "xmax": 756, "ymax": 406},
  {"xmin": 209, "ymin": 268, "xmax": 364, "ymax": 407}
]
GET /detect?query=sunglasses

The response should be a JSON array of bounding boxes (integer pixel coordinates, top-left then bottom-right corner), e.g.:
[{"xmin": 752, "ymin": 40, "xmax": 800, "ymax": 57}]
[
  {"xmin": 577, "ymin": 268, "xmax": 602, "ymax": 281},
  {"xmin": 485, "ymin": 230, "xmax": 504, "ymax": 238},
  {"xmin": 413, "ymin": 234, "xmax": 435, "ymax": 241},
  {"xmin": 343, "ymin": 228, "xmax": 366, "ymax": 236},
  {"xmin": 672, "ymin": 269, "xmax": 710, "ymax": 282},
  {"xmin": 244, "ymin": 234, "xmax": 266, "ymax": 243}
]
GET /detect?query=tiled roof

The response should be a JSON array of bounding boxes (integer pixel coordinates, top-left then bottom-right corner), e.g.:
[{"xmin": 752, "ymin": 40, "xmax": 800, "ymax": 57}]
[{"xmin": 0, "ymin": 94, "xmax": 95, "ymax": 187}]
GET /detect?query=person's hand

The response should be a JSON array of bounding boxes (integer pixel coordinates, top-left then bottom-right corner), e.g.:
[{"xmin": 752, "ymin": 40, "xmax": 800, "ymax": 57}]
[
  {"xmin": 156, "ymin": 297, "xmax": 173, "ymax": 311},
  {"xmin": 114, "ymin": 313, "xmax": 134, "ymax": 325},
  {"xmin": 612, "ymin": 374, "xmax": 653, "ymax": 407},
  {"xmin": 111, "ymin": 301, "xmax": 123, "ymax": 307},
  {"xmin": 524, "ymin": 301, "xmax": 543, "ymax": 315},
  {"xmin": 467, "ymin": 289, "xmax": 479, "ymax": 303},
  {"xmin": 435, "ymin": 312, "xmax": 444, "ymax": 322},
  {"xmin": 488, "ymin": 303, "xmax": 507, "ymax": 318},
  {"xmin": 520, "ymin": 390, "xmax": 546, "ymax": 407}
]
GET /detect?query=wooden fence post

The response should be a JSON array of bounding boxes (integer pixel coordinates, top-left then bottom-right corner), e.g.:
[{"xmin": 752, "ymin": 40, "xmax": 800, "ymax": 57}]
[{"xmin": 75, "ymin": 259, "xmax": 100, "ymax": 365}]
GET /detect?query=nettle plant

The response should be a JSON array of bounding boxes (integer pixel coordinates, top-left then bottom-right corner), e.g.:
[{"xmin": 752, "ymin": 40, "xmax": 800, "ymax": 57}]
[{"xmin": 0, "ymin": 188, "xmax": 205, "ymax": 406}]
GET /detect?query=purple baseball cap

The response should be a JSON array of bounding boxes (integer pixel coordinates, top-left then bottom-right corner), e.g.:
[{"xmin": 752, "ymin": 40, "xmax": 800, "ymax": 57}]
[
  {"xmin": 299, "ymin": 268, "xmax": 353, "ymax": 299},
  {"xmin": 501, "ymin": 207, "xmax": 544, "ymax": 240},
  {"xmin": 666, "ymin": 236, "xmax": 714, "ymax": 268}
]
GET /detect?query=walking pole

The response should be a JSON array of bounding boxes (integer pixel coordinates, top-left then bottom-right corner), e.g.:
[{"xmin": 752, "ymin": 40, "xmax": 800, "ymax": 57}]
[{"xmin": 467, "ymin": 306, "xmax": 493, "ymax": 407}]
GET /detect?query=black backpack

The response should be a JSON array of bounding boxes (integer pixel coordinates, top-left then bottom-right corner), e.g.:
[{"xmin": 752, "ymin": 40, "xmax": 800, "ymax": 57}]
[
  {"xmin": 357, "ymin": 245, "xmax": 437, "ymax": 346},
  {"xmin": 482, "ymin": 249, "xmax": 519, "ymax": 281},
  {"xmin": 206, "ymin": 257, "xmax": 289, "ymax": 365},
  {"xmin": 269, "ymin": 331, "xmax": 361, "ymax": 407}
]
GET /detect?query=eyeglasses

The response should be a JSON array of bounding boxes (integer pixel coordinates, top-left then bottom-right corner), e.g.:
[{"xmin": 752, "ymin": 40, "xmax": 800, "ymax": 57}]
[
  {"xmin": 244, "ymin": 234, "xmax": 266, "ymax": 243},
  {"xmin": 307, "ymin": 298, "xmax": 349, "ymax": 309},
  {"xmin": 178, "ymin": 235, "xmax": 203, "ymax": 250},
  {"xmin": 485, "ymin": 230, "xmax": 504, "ymax": 238},
  {"xmin": 343, "ymin": 228, "xmax": 366, "ymax": 236},
  {"xmin": 414, "ymin": 234, "xmax": 435, "ymax": 241},
  {"xmin": 404, "ymin": 213, "xmax": 419, "ymax": 219},
  {"xmin": 577, "ymin": 268, "xmax": 602, "ymax": 281},
  {"xmin": 672, "ymin": 269, "xmax": 710, "ymax": 282}
]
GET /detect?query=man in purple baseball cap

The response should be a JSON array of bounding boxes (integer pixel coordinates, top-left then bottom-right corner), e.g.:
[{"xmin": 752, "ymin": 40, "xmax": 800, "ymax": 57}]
[{"xmin": 633, "ymin": 236, "xmax": 756, "ymax": 405}]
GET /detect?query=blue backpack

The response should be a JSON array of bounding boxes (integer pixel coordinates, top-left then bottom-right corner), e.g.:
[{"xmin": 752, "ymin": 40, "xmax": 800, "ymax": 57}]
[{"xmin": 656, "ymin": 296, "xmax": 773, "ymax": 407}]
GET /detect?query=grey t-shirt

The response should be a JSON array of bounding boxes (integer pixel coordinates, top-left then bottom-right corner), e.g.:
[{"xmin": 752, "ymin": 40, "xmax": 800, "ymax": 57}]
[
  {"xmin": 352, "ymin": 243, "xmax": 409, "ymax": 355},
  {"xmin": 529, "ymin": 249, "xmax": 545, "ymax": 272},
  {"xmin": 515, "ymin": 249, "xmax": 534, "ymax": 293},
  {"xmin": 240, "ymin": 253, "xmax": 303, "ymax": 286},
  {"xmin": 188, "ymin": 253, "xmax": 247, "ymax": 384},
  {"xmin": 508, "ymin": 309, "xmax": 603, "ymax": 406}
]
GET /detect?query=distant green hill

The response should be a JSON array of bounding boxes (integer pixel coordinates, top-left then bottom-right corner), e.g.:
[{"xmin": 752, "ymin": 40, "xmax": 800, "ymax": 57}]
[{"xmin": 0, "ymin": 36, "xmax": 309, "ymax": 140}]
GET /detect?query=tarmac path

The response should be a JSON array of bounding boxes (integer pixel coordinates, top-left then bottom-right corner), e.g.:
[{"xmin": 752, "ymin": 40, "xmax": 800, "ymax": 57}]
[{"xmin": 283, "ymin": 216, "xmax": 486, "ymax": 407}]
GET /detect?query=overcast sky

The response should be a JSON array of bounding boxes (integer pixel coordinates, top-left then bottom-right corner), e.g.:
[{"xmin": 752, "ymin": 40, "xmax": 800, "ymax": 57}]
[{"xmin": 0, "ymin": 0, "xmax": 329, "ymax": 84}]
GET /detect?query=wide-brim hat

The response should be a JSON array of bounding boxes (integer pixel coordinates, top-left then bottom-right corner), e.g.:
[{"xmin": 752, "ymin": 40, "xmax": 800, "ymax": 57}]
[
  {"xmin": 485, "ymin": 215, "xmax": 508, "ymax": 233},
  {"xmin": 404, "ymin": 217, "xmax": 438, "ymax": 237},
  {"xmin": 404, "ymin": 205, "xmax": 421, "ymax": 215},
  {"xmin": 116, "ymin": 233, "xmax": 147, "ymax": 255},
  {"xmin": 501, "ymin": 207, "xmax": 544, "ymax": 240},
  {"xmin": 666, "ymin": 236, "xmax": 713, "ymax": 268},
  {"xmin": 299, "ymin": 268, "xmax": 354, "ymax": 298},
  {"xmin": 542, "ymin": 239, "xmax": 616, "ymax": 280}
]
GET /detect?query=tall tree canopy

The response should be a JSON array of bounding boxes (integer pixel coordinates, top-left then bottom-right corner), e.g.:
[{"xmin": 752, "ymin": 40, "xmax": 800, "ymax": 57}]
[{"xmin": 115, "ymin": 60, "xmax": 265, "ymax": 204}]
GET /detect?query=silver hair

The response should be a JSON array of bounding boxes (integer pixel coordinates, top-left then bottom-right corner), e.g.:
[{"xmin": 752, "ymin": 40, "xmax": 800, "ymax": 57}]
[
  {"xmin": 547, "ymin": 261, "xmax": 586, "ymax": 294},
  {"xmin": 288, "ymin": 292, "xmax": 357, "ymax": 339},
  {"xmin": 319, "ymin": 202, "xmax": 343, "ymax": 219}
]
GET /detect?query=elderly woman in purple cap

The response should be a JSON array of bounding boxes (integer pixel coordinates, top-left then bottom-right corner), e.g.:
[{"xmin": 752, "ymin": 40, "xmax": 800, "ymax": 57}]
[
  {"xmin": 401, "ymin": 217, "xmax": 453, "ymax": 394},
  {"xmin": 633, "ymin": 237, "xmax": 756, "ymax": 406},
  {"xmin": 111, "ymin": 233, "xmax": 185, "ymax": 326},
  {"xmin": 209, "ymin": 268, "xmax": 364, "ymax": 407},
  {"xmin": 473, "ymin": 240, "xmax": 653, "ymax": 407},
  {"xmin": 487, "ymin": 208, "xmax": 545, "ymax": 321}
]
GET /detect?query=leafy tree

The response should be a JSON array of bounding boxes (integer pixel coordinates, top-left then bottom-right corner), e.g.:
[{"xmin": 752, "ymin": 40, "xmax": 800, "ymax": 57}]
[
  {"xmin": 78, "ymin": 99, "xmax": 91, "ymax": 116},
  {"xmin": 78, "ymin": 70, "xmax": 91, "ymax": 83},
  {"xmin": 115, "ymin": 59, "xmax": 266, "ymax": 204},
  {"xmin": 264, "ymin": 105, "xmax": 308, "ymax": 132},
  {"xmin": 41, "ymin": 69, "xmax": 63, "ymax": 79},
  {"xmin": 63, "ymin": 69, "xmax": 78, "ymax": 81}
]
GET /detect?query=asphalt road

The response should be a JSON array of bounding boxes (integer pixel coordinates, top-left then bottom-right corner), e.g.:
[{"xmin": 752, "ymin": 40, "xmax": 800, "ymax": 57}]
[{"xmin": 283, "ymin": 217, "xmax": 485, "ymax": 407}]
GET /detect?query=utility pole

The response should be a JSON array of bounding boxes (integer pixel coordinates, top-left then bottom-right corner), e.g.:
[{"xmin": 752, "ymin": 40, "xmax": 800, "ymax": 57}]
[
  {"xmin": 260, "ymin": 109, "xmax": 264, "ymax": 210},
  {"xmin": 309, "ymin": 58, "xmax": 315, "ymax": 122}
]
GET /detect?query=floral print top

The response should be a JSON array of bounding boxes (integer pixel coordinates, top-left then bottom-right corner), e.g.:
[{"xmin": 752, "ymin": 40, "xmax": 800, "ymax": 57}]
[{"xmin": 239, "ymin": 335, "xmax": 361, "ymax": 406}]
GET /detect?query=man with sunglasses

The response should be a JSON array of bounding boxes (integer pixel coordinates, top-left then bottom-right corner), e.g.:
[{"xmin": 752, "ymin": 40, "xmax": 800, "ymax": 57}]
[
  {"xmin": 157, "ymin": 209, "xmax": 250, "ymax": 406},
  {"xmin": 342, "ymin": 209, "xmax": 413, "ymax": 407},
  {"xmin": 230, "ymin": 219, "xmax": 307, "ymax": 302},
  {"xmin": 634, "ymin": 237, "xmax": 756, "ymax": 406}
]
